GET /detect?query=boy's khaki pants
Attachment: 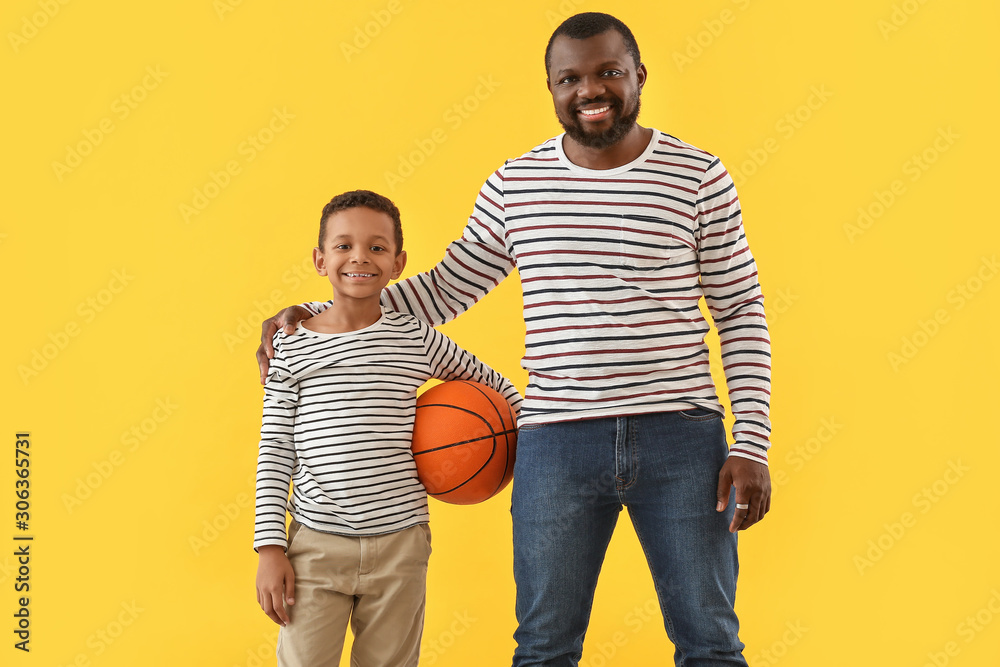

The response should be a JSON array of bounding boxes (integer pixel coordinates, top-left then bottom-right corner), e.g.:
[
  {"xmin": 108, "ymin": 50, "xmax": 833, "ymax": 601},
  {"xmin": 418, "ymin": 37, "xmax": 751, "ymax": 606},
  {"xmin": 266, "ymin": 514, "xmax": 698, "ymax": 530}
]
[{"xmin": 277, "ymin": 519, "xmax": 431, "ymax": 667}]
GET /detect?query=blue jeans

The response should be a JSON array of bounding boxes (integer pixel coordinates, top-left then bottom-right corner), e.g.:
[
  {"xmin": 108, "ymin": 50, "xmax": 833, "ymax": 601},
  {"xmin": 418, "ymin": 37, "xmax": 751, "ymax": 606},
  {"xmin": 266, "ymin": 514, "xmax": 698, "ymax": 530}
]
[{"xmin": 511, "ymin": 410, "xmax": 747, "ymax": 667}]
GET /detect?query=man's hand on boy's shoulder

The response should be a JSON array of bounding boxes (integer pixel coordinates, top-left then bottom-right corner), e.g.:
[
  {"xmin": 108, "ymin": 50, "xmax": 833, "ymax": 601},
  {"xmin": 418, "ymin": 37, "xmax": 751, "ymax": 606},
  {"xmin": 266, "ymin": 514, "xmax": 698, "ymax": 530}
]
[
  {"xmin": 256, "ymin": 545, "xmax": 296, "ymax": 626},
  {"xmin": 257, "ymin": 305, "xmax": 313, "ymax": 383}
]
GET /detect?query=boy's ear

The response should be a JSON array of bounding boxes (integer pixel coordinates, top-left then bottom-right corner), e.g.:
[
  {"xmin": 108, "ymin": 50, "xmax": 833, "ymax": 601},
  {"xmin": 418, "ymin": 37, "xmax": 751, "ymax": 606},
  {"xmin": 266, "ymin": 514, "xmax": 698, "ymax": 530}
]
[
  {"xmin": 390, "ymin": 250, "xmax": 407, "ymax": 280},
  {"xmin": 313, "ymin": 247, "xmax": 328, "ymax": 276}
]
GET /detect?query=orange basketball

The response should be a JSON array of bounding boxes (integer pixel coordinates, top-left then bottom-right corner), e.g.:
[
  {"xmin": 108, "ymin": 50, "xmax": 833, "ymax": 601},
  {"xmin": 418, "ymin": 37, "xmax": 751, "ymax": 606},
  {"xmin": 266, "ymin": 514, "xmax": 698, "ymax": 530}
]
[{"xmin": 411, "ymin": 380, "xmax": 517, "ymax": 505}]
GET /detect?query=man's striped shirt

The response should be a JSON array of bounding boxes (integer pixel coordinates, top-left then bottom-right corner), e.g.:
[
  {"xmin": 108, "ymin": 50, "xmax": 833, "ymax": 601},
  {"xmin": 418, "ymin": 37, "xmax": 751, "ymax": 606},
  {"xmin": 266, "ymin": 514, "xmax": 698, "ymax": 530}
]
[
  {"xmin": 254, "ymin": 311, "xmax": 522, "ymax": 550},
  {"xmin": 311, "ymin": 130, "xmax": 771, "ymax": 463}
]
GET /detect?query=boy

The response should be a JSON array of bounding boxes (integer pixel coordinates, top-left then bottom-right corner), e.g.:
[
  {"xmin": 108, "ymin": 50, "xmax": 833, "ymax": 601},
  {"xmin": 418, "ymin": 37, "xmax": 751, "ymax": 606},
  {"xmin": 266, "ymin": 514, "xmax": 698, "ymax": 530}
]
[{"xmin": 254, "ymin": 190, "xmax": 521, "ymax": 667}]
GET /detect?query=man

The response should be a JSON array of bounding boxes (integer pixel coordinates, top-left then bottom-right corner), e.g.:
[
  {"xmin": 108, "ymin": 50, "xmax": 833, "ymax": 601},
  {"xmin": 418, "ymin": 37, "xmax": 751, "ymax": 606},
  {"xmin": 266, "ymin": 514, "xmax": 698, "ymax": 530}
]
[{"xmin": 258, "ymin": 13, "xmax": 771, "ymax": 667}]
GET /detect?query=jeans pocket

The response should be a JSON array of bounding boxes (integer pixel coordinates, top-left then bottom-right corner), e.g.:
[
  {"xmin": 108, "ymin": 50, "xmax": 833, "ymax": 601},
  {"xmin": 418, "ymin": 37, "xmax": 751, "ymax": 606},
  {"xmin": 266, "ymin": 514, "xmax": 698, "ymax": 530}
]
[
  {"xmin": 677, "ymin": 407, "xmax": 722, "ymax": 422},
  {"xmin": 518, "ymin": 422, "xmax": 548, "ymax": 432}
]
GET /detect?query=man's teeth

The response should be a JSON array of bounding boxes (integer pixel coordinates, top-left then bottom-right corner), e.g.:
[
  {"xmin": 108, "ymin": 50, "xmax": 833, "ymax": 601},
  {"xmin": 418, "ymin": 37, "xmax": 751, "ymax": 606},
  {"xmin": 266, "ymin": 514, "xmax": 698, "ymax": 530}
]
[{"xmin": 580, "ymin": 106, "xmax": 610, "ymax": 116}]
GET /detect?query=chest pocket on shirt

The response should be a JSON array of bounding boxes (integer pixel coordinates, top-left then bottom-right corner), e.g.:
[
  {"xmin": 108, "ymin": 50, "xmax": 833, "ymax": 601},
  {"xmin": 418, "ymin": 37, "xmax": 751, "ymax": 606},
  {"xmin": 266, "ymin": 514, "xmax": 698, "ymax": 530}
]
[{"xmin": 619, "ymin": 215, "xmax": 689, "ymax": 271}]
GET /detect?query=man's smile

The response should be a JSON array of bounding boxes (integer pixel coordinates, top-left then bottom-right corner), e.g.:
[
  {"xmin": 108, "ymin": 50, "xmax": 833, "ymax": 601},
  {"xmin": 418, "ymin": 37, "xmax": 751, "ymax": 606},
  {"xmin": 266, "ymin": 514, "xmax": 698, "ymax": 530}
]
[{"xmin": 578, "ymin": 105, "xmax": 612, "ymax": 120}]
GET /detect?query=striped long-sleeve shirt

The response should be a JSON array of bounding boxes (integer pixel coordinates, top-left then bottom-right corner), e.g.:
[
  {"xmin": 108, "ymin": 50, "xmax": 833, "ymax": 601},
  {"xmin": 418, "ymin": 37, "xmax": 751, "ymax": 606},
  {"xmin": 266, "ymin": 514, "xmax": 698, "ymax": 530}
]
[
  {"xmin": 254, "ymin": 310, "xmax": 522, "ymax": 550},
  {"xmin": 308, "ymin": 130, "xmax": 771, "ymax": 463}
]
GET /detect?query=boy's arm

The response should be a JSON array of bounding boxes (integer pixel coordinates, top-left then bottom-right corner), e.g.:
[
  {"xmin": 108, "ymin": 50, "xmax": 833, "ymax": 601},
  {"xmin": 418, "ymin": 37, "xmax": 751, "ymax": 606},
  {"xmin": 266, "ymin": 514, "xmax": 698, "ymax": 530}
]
[
  {"xmin": 420, "ymin": 321, "xmax": 522, "ymax": 417},
  {"xmin": 254, "ymin": 341, "xmax": 298, "ymax": 551},
  {"xmin": 254, "ymin": 339, "xmax": 299, "ymax": 624},
  {"xmin": 257, "ymin": 167, "xmax": 514, "ymax": 379}
]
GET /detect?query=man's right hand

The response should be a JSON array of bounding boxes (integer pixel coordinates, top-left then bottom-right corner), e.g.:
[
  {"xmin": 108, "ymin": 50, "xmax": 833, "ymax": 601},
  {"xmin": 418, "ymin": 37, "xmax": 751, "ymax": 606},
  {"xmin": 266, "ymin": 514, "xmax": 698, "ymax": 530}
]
[{"xmin": 256, "ymin": 305, "xmax": 312, "ymax": 383}]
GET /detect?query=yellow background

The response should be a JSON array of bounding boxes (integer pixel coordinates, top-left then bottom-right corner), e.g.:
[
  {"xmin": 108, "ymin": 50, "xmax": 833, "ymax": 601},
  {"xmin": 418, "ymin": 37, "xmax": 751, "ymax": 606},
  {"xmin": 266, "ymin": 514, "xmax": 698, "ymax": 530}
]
[{"xmin": 3, "ymin": 0, "xmax": 999, "ymax": 665}]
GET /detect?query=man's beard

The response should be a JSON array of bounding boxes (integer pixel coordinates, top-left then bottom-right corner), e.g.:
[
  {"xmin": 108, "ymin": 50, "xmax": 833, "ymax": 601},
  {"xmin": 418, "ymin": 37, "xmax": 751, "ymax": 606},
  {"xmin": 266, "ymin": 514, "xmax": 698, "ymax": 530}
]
[{"xmin": 558, "ymin": 91, "xmax": 641, "ymax": 150}]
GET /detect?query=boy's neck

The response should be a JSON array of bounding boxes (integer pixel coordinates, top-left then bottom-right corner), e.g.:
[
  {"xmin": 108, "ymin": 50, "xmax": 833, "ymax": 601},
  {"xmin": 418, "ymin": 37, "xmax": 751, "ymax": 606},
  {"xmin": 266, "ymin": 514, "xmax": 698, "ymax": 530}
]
[{"xmin": 304, "ymin": 296, "xmax": 383, "ymax": 334}]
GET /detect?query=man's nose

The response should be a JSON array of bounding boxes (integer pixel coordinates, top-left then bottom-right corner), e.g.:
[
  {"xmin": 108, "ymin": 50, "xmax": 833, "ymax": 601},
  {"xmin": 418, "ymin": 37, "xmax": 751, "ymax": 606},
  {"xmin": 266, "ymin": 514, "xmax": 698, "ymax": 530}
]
[{"xmin": 577, "ymin": 75, "xmax": 606, "ymax": 100}]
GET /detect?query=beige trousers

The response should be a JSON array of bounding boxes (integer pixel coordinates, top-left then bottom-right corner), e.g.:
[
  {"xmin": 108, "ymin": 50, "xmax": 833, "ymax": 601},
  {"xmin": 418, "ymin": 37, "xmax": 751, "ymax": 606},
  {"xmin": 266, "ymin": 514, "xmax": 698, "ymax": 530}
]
[{"xmin": 276, "ymin": 519, "xmax": 432, "ymax": 667}]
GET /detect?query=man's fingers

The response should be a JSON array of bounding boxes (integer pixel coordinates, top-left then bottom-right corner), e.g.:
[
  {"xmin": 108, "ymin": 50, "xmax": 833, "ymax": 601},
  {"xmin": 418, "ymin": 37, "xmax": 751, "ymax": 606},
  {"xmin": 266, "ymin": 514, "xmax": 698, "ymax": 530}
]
[
  {"xmin": 730, "ymin": 495, "xmax": 751, "ymax": 533},
  {"xmin": 716, "ymin": 467, "xmax": 733, "ymax": 512},
  {"xmin": 732, "ymin": 488, "xmax": 771, "ymax": 531},
  {"xmin": 257, "ymin": 318, "xmax": 280, "ymax": 384}
]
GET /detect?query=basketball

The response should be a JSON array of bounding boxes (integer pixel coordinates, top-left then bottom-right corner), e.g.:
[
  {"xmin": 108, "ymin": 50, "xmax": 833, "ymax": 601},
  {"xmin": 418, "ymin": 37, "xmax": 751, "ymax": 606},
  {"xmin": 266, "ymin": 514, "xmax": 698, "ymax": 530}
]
[{"xmin": 411, "ymin": 380, "xmax": 517, "ymax": 505}]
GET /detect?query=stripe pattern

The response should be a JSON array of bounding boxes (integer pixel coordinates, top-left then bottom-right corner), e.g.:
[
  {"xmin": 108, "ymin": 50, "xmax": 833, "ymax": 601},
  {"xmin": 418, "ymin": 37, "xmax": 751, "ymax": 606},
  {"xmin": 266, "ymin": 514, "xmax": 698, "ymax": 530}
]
[
  {"xmin": 254, "ymin": 311, "xmax": 522, "ymax": 550},
  {"xmin": 312, "ymin": 130, "xmax": 772, "ymax": 463}
]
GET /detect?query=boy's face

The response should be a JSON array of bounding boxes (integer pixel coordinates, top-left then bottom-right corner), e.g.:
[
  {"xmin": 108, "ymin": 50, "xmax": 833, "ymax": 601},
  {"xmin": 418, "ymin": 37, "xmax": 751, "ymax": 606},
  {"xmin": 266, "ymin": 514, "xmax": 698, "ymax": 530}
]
[{"xmin": 313, "ymin": 207, "xmax": 406, "ymax": 302}]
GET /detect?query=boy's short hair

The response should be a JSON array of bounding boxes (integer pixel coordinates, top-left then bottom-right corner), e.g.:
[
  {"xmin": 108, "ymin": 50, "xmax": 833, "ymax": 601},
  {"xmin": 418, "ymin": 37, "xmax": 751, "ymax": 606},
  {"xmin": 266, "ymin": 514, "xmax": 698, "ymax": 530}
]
[
  {"xmin": 544, "ymin": 12, "xmax": 642, "ymax": 74},
  {"xmin": 319, "ymin": 190, "xmax": 404, "ymax": 254}
]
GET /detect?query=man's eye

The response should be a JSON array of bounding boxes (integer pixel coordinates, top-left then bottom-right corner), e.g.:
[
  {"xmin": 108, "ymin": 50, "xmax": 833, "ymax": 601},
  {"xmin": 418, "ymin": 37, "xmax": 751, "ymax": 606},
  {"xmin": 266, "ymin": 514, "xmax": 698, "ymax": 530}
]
[
  {"xmin": 603, "ymin": 70, "xmax": 622, "ymax": 77},
  {"xmin": 559, "ymin": 76, "xmax": 576, "ymax": 84}
]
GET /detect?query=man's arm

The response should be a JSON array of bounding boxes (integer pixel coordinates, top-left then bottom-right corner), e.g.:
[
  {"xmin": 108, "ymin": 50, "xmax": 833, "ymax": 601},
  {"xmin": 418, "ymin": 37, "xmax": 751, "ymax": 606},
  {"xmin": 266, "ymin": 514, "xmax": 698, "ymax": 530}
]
[
  {"xmin": 257, "ymin": 168, "xmax": 515, "ymax": 380},
  {"xmin": 695, "ymin": 159, "xmax": 773, "ymax": 532},
  {"xmin": 380, "ymin": 176, "xmax": 515, "ymax": 327}
]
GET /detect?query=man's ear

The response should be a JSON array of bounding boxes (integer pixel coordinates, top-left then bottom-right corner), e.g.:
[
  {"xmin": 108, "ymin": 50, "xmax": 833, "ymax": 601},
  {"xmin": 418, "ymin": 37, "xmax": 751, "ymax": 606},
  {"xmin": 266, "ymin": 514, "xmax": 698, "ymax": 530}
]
[
  {"xmin": 636, "ymin": 63, "xmax": 647, "ymax": 92},
  {"xmin": 391, "ymin": 250, "xmax": 407, "ymax": 280},
  {"xmin": 313, "ymin": 247, "xmax": 328, "ymax": 276}
]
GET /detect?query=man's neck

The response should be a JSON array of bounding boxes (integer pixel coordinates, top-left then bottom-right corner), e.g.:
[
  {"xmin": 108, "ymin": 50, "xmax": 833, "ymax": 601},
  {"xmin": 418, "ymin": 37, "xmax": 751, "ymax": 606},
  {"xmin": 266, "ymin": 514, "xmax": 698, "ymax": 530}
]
[{"xmin": 562, "ymin": 124, "xmax": 653, "ymax": 170}]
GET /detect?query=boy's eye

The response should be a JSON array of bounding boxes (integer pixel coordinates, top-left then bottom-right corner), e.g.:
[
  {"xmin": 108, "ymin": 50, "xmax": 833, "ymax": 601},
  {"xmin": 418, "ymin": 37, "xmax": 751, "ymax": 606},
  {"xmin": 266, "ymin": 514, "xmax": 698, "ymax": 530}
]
[
  {"xmin": 370, "ymin": 245, "xmax": 385, "ymax": 252},
  {"xmin": 336, "ymin": 244, "xmax": 350, "ymax": 250}
]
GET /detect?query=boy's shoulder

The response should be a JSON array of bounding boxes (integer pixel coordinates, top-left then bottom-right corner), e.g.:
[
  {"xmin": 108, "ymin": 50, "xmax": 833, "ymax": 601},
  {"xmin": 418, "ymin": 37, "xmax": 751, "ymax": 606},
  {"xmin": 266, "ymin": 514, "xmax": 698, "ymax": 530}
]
[{"xmin": 272, "ymin": 311, "xmax": 428, "ymax": 349}]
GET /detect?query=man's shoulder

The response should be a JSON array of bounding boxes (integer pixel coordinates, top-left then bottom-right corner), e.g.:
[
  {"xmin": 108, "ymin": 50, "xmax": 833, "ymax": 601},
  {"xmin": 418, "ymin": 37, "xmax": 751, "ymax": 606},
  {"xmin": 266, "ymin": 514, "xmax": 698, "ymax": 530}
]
[
  {"xmin": 651, "ymin": 130, "xmax": 720, "ymax": 164},
  {"xmin": 505, "ymin": 135, "xmax": 562, "ymax": 166}
]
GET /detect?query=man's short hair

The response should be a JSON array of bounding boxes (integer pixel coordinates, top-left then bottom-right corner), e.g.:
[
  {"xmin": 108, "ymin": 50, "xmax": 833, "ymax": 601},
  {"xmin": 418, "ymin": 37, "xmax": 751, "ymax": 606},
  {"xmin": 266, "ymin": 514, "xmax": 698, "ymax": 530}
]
[
  {"xmin": 319, "ymin": 189, "xmax": 403, "ymax": 254},
  {"xmin": 544, "ymin": 12, "xmax": 642, "ymax": 74}
]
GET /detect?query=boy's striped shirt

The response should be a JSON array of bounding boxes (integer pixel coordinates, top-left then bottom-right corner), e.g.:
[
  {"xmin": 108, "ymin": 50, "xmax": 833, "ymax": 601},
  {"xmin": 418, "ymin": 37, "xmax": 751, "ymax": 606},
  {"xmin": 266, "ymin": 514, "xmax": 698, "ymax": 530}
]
[{"xmin": 254, "ymin": 311, "xmax": 521, "ymax": 550}]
